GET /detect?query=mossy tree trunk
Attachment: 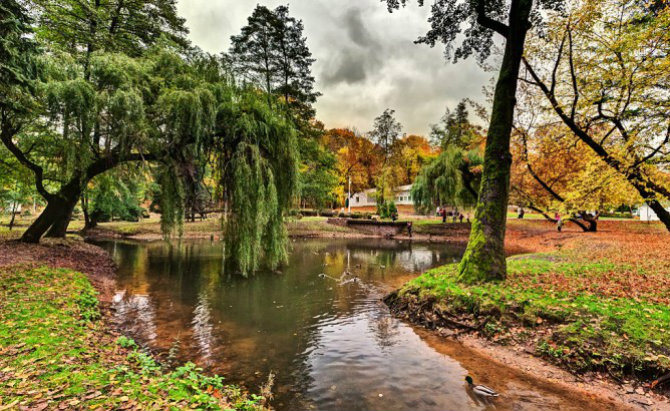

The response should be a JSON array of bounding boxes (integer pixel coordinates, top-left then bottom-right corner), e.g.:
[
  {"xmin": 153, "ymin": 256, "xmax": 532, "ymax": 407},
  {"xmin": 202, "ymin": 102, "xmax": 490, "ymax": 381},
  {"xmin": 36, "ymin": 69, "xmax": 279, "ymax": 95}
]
[{"xmin": 457, "ymin": 0, "xmax": 532, "ymax": 283}]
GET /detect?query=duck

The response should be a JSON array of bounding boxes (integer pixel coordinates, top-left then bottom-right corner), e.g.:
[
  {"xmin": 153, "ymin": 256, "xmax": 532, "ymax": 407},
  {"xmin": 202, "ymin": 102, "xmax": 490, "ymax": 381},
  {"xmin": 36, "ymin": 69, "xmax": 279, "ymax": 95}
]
[{"xmin": 465, "ymin": 376, "xmax": 499, "ymax": 398}]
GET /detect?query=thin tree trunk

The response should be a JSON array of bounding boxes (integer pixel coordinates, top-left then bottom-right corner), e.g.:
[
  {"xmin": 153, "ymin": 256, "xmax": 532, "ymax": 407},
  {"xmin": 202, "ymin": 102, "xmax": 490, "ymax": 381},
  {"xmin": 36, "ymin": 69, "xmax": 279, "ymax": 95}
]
[
  {"xmin": 8, "ymin": 202, "xmax": 17, "ymax": 231},
  {"xmin": 81, "ymin": 193, "xmax": 93, "ymax": 229},
  {"xmin": 457, "ymin": 0, "xmax": 532, "ymax": 283}
]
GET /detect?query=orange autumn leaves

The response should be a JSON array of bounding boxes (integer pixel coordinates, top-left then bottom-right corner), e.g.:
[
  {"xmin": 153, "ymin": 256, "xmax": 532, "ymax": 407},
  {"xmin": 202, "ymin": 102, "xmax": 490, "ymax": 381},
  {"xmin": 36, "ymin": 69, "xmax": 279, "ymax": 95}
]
[
  {"xmin": 322, "ymin": 128, "xmax": 437, "ymax": 204},
  {"xmin": 510, "ymin": 125, "xmax": 641, "ymax": 215}
]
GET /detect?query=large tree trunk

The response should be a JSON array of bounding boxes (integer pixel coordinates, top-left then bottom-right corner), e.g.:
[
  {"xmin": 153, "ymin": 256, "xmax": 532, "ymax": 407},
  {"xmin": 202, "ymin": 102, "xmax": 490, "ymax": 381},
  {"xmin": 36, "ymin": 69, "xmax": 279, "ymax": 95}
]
[
  {"xmin": 457, "ymin": 0, "xmax": 532, "ymax": 283},
  {"xmin": 45, "ymin": 197, "xmax": 77, "ymax": 238},
  {"xmin": 21, "ymin": 200, "xmax": 65, "ymax": 243},
  {"xmin": 81, "ymin": 194, "xmax": 96, "ymax": 230},
  {"xmin": 21, "ymin": 181, "xmax": 82, "ymax": 243}
]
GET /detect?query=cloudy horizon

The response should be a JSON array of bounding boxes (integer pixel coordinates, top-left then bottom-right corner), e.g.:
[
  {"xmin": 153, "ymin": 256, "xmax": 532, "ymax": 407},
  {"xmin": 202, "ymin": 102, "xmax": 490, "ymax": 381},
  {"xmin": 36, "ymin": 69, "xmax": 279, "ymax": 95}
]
[{"xmin": 176, "ymin": 0, "xmax": 492, "ymax": 137}]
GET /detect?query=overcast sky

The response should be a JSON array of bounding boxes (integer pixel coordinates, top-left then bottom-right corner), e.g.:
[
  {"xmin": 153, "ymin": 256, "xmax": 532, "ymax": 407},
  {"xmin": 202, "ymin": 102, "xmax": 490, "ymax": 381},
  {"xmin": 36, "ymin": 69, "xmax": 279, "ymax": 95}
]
[{"xmin": 176, "ymin": 0, "xmax": 492, "ymax": 136}]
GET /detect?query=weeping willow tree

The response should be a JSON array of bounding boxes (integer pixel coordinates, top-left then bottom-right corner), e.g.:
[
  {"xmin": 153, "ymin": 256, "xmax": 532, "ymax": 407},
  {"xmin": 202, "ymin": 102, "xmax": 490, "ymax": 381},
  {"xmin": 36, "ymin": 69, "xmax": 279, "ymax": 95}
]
[
  {"xmin": 149, "ymin": 57, "xmax": 300, "ymax": 276},
  {"xmin": 214, "ymin": 90, "xmax": 299, "ymax": 275},
  {"xmin": 411, "ymin": 147, "xmax": 483, "ymax": 214},
  {"xmin": 2, "ymin": 0, "xmax": 299, "ymax": 275}
]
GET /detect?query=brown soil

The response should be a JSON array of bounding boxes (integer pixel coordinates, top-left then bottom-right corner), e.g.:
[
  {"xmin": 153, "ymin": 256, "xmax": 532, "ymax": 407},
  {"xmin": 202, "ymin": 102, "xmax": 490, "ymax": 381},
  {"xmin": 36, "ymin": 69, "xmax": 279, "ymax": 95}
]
[{"xmin": 416, "ymin": 327, "xmax": 668, "ymax": 411}]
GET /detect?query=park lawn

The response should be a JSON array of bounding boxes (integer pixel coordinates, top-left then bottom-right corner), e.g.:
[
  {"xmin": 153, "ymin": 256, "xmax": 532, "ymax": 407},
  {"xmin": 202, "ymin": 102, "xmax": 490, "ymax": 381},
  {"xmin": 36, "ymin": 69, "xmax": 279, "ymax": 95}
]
[
  {"xmin": 388, "ymin": 228, "xmax": 670, "ymax": 382},
  {"xmin": 286, "ymin": 216, "xmax": 358, "ymax": 235},
  {"xmin": 0, "ymin": 265, "xmax": 269, "ymax": 411}
]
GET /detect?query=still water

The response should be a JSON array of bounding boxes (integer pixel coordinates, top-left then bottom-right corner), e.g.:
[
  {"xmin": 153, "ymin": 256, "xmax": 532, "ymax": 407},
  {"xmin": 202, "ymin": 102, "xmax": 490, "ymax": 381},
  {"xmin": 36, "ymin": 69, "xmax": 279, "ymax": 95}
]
[{"xmin": 99, "ymin": 238, "xmax": 623, "ymax": 411}]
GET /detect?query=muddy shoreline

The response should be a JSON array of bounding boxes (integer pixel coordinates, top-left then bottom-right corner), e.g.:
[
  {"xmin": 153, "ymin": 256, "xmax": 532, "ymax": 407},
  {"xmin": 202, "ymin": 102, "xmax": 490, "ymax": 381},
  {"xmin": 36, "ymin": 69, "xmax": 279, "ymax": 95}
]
[{"xmin": 384, "ymin": 291, "xmax": 669, "ymax": 411}]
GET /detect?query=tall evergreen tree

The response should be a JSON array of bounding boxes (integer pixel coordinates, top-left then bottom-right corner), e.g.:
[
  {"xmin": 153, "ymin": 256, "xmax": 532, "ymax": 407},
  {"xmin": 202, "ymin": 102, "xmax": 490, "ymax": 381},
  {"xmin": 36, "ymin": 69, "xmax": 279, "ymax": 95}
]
[
  {"xmin": 229, "ymin": 4, "xmax": 319, "ymax": 119},
  {"xmin": 430, "ymin": 100, "xmax": 478, "ymax": 150},
  {"xmin": 387, "ymin": 0, "xmax": 564, "ymax": 282},
  {"xmin": 369, "ymin": 108, "xmax": 403, "ymax": 160}
]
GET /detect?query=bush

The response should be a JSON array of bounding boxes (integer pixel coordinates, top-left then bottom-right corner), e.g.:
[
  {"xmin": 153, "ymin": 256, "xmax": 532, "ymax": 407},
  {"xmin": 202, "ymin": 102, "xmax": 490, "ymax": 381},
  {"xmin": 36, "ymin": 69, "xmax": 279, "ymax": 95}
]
[{"xmin": 377, "ymin": 201, "xmax": 398, "ymax": 219}]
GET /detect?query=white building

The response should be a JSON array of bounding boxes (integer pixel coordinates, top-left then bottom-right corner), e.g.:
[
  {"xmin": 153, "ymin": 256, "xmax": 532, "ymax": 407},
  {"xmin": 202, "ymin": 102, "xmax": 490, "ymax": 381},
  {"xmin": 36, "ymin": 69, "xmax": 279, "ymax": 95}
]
[
  {"xmin": 639, "ymin": 203, "xmax": 670, "ymax": 221},
  {"xmin": 393, "ymin": 184, "xmax": 414, "ymax": 206},
  {"xmin": 349, "ymin": 184, "xmax": 414, "ymax": 210}
]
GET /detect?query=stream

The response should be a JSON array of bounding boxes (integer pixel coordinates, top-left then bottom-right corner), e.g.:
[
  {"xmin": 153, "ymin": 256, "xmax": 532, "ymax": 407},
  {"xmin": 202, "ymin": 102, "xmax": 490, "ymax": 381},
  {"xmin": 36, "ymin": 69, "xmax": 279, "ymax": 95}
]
[{"xmin": 98, "ymin": 238, "xmax": 623, "ymax": 411}]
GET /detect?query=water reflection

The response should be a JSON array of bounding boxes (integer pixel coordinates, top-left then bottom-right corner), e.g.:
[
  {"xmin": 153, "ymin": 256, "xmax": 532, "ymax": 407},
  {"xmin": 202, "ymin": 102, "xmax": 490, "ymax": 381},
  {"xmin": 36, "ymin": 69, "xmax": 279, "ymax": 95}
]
[{"xmin": 98, "ymin": 238, "xmax": 624, "ymax": 411}]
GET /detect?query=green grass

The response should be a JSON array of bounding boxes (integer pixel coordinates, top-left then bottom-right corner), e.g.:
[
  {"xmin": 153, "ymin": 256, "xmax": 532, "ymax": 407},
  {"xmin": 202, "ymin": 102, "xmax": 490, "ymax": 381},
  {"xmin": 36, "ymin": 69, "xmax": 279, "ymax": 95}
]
[
  {"xmin": 285, "ymin": 216, "xmax": 360, "ymax": 234},
  {"xmin": 0, "ymin": 266, "xmax": 269, "ymax": 410},
  {"xmin": 395, "ymin": 254, "xmax": 670, "ymax": 377}
]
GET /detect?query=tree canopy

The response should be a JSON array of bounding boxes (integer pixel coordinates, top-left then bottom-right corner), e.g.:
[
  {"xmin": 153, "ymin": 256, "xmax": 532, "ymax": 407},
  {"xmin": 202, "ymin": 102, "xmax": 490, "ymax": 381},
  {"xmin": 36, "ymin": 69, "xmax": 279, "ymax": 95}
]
[
  {"xmin": 521, "ymin": 0, "xmax": 670, "ymax": 230},
  {"xmin": 369, "ymin": 108, "xmax": 403, "ymax": 159},
  {"xmin": 412, "ymin": 147, "xmax": 483, "ymax": 214},
  {"xmin": 229, "ymin": 4, "xmax": 319, "ymax": 120},
  {"xmin": 0, "ymin": 0, "xmax": 301, "ymax": 276}
]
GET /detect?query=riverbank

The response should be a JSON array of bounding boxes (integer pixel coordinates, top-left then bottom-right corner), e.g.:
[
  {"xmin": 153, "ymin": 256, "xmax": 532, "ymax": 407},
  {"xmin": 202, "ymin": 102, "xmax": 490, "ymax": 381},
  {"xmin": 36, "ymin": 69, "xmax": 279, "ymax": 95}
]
[
  {"xmin": 0, "ymin": 239, "xmax": 270, "ymax": 411},
  {"xmin": 78, "ymin": 216, "xmax": 372, "ymax": 242},
  {"xmin": 385, "ymin": 220, "xmax": 670, "ymax": 410}
]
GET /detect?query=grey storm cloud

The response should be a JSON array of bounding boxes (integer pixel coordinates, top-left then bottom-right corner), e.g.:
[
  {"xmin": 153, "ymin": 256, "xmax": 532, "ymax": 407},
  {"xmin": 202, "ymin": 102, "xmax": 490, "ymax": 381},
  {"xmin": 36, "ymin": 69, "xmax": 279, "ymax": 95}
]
[
  {"xmin": 176, "ymin": 0, "xmax": 492, "ymax": 136},
  {"xmin": 321, "ymin": 8, "xmax": 384, "ymax": 86},
  {"xmin": 344, "ymin": 8, "xmax": 379, "ymax": 48}
]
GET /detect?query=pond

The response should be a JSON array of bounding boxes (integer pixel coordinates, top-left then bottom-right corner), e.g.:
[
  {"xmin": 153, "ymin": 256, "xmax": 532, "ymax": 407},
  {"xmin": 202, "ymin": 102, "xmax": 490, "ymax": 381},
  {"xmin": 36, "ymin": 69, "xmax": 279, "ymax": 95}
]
[{"xmin": 98, "ymin": 238, "xmax": 622, "ymax": 411}]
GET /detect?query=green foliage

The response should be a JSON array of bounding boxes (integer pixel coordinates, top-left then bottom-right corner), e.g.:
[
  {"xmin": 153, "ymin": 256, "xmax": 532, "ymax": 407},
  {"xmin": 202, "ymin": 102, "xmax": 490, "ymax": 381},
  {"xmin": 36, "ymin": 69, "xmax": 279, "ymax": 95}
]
[
  {"xmin": 412, "ymin": 147, "xmax": 482, "ymax": 214},
  {"xmin": 157, "ymin": 162, "xmax": 185, "ymax": 240},
  {"xmin": 89, "ymin": 172, "xmax": 145, "ymax": 223},
  {"xmin": 33, "ymin": 0, "xmax": 188, "ymax": 60},
  {"xmin": 377, "ymin": 201, "xmax": 398, "ymax": 219},
  {"xmin": 299, "ymin": 138, "xmax": 338, "ymax": 209},
  {"xmin": 216, "ymin": 89, "xmax": 299, "ymax": 275},
  {"xmin": 75, "ymin": 286, "xmax": 100, "ymax": 323},
  {"xmin": 229, "ymin": 4, "xmax": 319, "ymax": 120},
  {"xmin": 0, "ymin": 0, "xmax": 39, "ymax": 117},
  {"xmin": 116, "ymin": 336, "xmax": 138, "ymax": 349},
  {"xmin": 430, "ymin": 99, "xmax": 481, "ymax": 150},
  {"xmin": 385, "ymin": 0, "xmax": 564, "ymax": 63}
]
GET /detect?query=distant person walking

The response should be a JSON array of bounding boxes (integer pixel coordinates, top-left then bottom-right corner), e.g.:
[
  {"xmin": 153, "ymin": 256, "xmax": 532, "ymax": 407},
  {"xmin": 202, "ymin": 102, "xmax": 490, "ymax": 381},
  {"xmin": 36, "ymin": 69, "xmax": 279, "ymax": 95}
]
[
  {"xmin": 441, "ymin": 208, "xmax": 447, "ymax": 223},
  {"xmin": 518, "ymin": 208, "xmax": 525, "ymax": 219},
  {"xmin": 556, "ymin": 213, "xmax": 563, "ymax": 232}
]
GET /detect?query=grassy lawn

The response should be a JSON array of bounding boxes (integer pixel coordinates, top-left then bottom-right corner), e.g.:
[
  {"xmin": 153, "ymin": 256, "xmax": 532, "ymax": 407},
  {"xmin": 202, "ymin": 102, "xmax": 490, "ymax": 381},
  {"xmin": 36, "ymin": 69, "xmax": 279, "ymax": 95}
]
[
  {"xmin": 0, "ymin": 265, "xmax": 269, "ymax": 411},
  {"xmin": 286, "ymin": 216, "xmax": 357, "ymax": 234},
  {"xmin": 389, "ymin": 226, "xmax": 670, "ymax": 381}
]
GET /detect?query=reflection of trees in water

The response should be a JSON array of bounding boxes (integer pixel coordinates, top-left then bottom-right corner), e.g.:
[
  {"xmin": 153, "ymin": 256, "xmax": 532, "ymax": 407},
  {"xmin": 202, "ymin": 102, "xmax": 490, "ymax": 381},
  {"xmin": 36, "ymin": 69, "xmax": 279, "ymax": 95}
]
[
  {"xmin": 368, "ymin": 310, "xmax": 400, "ymax": 349},
  {"xmin": 192, "ymin": 292, "xmax": 214, "ymax": 364},
  {"xmin": 112, "ymin": 291, "xmax": 157, "ymax": 343}
]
